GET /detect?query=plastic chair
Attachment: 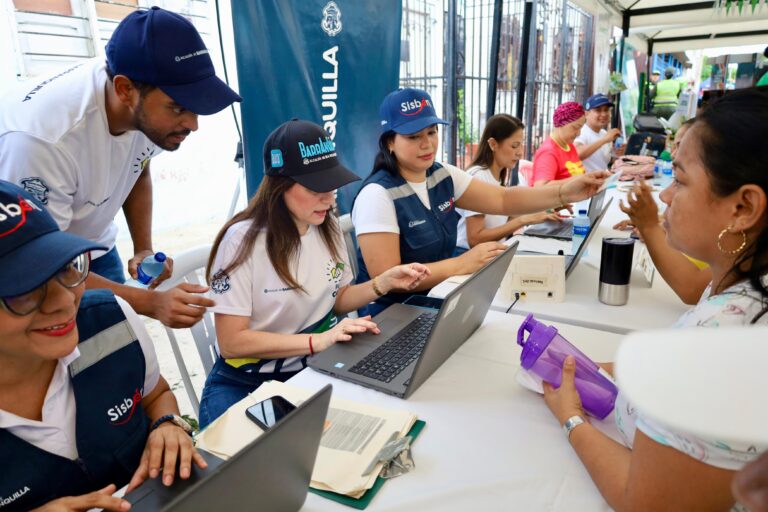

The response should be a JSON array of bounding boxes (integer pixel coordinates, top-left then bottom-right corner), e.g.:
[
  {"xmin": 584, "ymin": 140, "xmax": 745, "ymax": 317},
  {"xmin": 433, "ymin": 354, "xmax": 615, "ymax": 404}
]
[{"xmin": 156, "ymin": 244, "xmax": 217, "ymax": 415}]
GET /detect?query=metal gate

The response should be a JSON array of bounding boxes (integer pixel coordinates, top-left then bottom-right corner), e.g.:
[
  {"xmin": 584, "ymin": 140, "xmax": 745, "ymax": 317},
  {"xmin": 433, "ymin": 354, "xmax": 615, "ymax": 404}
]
[{"xmin": 400, "ymin": 0, "xmax": 593, "ymax": 163}]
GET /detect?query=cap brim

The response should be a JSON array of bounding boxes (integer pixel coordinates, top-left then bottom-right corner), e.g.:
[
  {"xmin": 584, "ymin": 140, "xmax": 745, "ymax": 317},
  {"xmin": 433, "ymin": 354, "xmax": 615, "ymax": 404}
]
[
  {"xmin": 160, "ymin": 74, "xmax": 242, "ymax": 116},
  {"xmin": 0, "ymin": 231, "xmax": 105, "ymax": 296},
  {"xmin": 391, "ymin": 116, "xmax": 449, "ymax": 135},
  {"xmin": 291, "ymin": 164, "xmax": 361, "ymax": 193}
]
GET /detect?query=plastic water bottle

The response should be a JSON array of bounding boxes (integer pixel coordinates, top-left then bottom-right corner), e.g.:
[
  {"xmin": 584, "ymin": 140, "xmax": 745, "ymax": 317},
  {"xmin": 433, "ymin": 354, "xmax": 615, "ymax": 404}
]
[
  {"xmin": 660, "ymin": 160, "xmax": 674, "ymax": 188},
  {"xmin": 126, "ymin": 252, "xmax": 167, "ymax": 288},
  {"xmin": 572, "ymin": 209, "xmax": 590, "ymax": 256},
  {"xmin": 612, "ymin": 136, "xmax": 624, "ymax": 158},
  {"xmin": 653, "ymin": 159, "xmax": 664, "ymax": 187}
]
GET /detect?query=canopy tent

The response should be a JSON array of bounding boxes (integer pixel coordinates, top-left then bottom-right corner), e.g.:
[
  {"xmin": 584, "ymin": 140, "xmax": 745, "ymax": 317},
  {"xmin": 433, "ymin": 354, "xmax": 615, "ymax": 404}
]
[{"xmin": 611, "ymin": 0, "xmax": 768, "ymax": 54}]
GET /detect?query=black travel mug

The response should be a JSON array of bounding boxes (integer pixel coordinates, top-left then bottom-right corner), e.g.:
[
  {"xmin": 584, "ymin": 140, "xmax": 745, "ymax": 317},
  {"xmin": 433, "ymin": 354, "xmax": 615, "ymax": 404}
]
[{"xmin": 598, "ymin": 237, "xmax": 635, "ymax": 306}]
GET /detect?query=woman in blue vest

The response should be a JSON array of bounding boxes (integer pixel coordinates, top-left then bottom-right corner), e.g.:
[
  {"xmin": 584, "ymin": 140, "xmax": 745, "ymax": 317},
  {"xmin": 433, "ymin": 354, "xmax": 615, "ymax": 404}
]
[
  {"xmin": 0, "ymin": 180, "xmax": 204, "ymax": 512},
  {"xmin": 198, "ymin": 120, "xmax": 429, "ymax": 428},
  {"xmin": 352, "ymin": 88, "xmax": 608, "ymax": 315}
]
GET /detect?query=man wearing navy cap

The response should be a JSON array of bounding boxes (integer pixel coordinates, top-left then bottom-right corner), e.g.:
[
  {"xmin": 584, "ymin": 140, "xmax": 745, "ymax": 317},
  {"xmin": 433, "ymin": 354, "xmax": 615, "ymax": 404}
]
[
  {"xmin": 0, "ymin": 7, "xmax": 240, "ymax": 328},
  {"xmin": 574, "ymin": 93, "xmax": 623, "ymax": 172}
]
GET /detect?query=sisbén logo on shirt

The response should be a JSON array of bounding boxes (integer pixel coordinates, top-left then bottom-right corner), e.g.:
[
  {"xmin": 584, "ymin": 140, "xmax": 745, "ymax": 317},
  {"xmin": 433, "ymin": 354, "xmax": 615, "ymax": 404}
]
[{"xmin": 107, "ymin": 388, "xmax": 142, "ymax": 426}]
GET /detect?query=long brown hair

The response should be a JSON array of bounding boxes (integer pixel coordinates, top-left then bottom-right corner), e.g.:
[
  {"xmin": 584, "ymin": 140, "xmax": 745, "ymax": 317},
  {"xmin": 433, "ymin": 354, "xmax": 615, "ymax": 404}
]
[
  {"xmin": 206, "ymin": 175, "xmax": 343, "ymax": 293},
  {"xmin": 469, "ymin": 114, "xmax": 524, "ymax": 185}
]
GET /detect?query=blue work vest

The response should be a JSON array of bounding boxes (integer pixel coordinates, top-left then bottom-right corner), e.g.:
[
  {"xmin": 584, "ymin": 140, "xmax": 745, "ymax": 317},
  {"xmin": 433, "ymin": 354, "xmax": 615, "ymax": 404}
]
[
  {"xmin": 0, "ymin": 290, "xmax": 149, "ymax": 512},
  {"xmin": 355, "ymin": 163, "xmax": 459, "ymax": 311}
]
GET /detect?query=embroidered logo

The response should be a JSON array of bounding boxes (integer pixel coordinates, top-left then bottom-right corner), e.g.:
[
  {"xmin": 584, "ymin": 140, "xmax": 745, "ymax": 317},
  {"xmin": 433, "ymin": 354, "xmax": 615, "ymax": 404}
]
[
  {"xmin": 270, "ymin": 149, "xmax": 284, "ymax": 169},
  {"xmin": 0, "ymin": 486, "xmax": 30, "ymax": 507},
  {"xmin": 211, "ymin": 269, "xmax": 231, "ymax": 294},
  {"xmin": 326, "ymin": 260, "xmax": 345, "ymax": 297},
  {"xmin": 108, "ymin": 388, "xmax": 142, "ymax": 426},
  {"xmin": 0, "ymin": 196, "xmax": 42, "ymax": 238},
  {"xmin": 408, "ymin": 219, "xmax": 426, "ymax": 228},
  {"xmin": 19, "ymin": 177, "xmax": 49, "ymax": 205},
  {"xmin": 321, "ymin": 1, "xmax": 342, "ymax": 37},
  {"xmin": 400, "ymin": 97, "xmax": 432, "ymax": 116},
  {"xmin": 437, "ymin": 197, "xmax": 454, "ymax": 213}
]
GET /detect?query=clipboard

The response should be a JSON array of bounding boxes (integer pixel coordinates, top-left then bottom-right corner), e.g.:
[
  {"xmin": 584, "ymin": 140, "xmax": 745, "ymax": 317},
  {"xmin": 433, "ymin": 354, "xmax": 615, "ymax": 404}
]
[{"xmin": 309, "ymin": 420, "xmax": 426, "ymax": 509}]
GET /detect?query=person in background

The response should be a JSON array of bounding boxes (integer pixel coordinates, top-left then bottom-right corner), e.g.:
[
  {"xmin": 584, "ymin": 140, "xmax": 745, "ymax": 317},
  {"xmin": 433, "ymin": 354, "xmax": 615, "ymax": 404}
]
[
  {"xmin": 647, "ymin": 70, "xmax": 661, "ymax": 110},
  {"xmin": 0, "ymin": 7, "xmax": 241, "ymax": 329},
  {"xmin": 0, "ymin": 180, "xmax": 204, "ymax": 512},
  {"xmin": 455, "ymin": 114, "xmax": 561, "ymax": 254},
  {"xmin": 531, "ymin": 102, "xmax": 588, "ymax": 186},
  {"xmin": 756, "ymin": 47, "xmax": 768, "ymax": 87},
  {"xmin": 198, "ymin": 120, "xmax": 430, "ymax": 428},
  {"xmin": 574, "ymin": 94, "xmax": 622, "ymax": 172},
  {"xmin": 543, "ymin": 87, "xmax": 768, "ymax": 512},
  {"xmin": 614, "ymin": 118, "xmax": 711, "ymax": 304},
  {"xmin": 353, "ymin": 88, "xmax": 607, "ymax": 316},
  {"xmin": 652, "ymin": 66, "xmax": 682, "ymax": 120}
]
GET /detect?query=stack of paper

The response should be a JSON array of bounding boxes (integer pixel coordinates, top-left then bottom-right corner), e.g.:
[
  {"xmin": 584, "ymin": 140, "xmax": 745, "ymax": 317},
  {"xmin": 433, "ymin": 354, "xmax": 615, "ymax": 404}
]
[{"xmin": 195, "ymin": 381, "xmax": 417, "ymax": 498}]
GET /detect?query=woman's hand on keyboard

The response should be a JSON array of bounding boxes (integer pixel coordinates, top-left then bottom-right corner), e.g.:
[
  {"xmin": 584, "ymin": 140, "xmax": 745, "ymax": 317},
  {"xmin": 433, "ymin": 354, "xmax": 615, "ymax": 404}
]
[{"xmin": 317, "ymin": 316, "xmax": 381, "ymax": 350}]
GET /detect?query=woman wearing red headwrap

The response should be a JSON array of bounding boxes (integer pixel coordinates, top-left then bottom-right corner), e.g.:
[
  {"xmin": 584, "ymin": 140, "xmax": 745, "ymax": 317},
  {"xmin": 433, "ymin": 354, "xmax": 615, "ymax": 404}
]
[{"xmin": 532, "ymin": 102, "xmax": 588, "ymax": 186}]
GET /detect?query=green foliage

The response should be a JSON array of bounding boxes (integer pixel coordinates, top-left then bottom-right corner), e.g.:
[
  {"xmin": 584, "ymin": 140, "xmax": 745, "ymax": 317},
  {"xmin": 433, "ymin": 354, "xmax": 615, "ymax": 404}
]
[
  {"xmin": 608, "ymin": 72, "xmax": 627, "ymax": 95},
  {"xmin": 700, "ymin": 56, "xmax": 712, "ymax": 81}
]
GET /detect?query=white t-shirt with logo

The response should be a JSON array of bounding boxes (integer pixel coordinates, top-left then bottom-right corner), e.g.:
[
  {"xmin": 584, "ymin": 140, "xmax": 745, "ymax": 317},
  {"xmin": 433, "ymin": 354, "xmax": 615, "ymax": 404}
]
[
  {"xmin": 456, "ymin": 165, "xmax": 528, "ymax": 249},
  {"xmin": 208, "ymin": 221, "xmax": 353, "ymax": 369},
  {"xmin": 352, "ymin": 163, "xmax": 473, "ymax": 235},
  {"xmin": 575, "ymin": 125, "xmax": 611, "ymax": 172},
  {"xmin": 0, "ymin": 59, "xmax": 159, "ymax": 252},
  {"xmin": 0, "ymin": 297, "xmax": 159, "ymax": 460}
]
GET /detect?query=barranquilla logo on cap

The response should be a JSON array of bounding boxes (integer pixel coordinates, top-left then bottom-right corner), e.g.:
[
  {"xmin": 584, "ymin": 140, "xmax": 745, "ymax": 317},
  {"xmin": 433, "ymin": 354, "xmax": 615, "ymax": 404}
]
[
  {"xmin": 298, "ymin": 137, "xmax": 336, "ymax": 159},
  {"xmin": 0, "ymin": 196, "xmax": 42, "ymax": 238}
]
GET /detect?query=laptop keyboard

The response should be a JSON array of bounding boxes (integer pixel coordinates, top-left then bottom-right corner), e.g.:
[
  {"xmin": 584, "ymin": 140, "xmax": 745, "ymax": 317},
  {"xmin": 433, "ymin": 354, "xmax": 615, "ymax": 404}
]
[{"xmin": 349, "ymin": 312, "xmax": 437, "ymax": 383}]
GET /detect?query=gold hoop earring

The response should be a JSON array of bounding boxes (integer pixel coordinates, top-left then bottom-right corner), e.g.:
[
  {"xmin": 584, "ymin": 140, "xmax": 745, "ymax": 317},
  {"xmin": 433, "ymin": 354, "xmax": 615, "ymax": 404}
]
[{"xmin": 717, "ymin": 227, "xmax": 747, "ymax": 255}]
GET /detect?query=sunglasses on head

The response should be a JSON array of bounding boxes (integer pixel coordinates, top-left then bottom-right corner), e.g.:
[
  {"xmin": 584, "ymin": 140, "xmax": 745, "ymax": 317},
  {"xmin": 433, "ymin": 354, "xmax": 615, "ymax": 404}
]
[{"xmin": 0, "ymin": 253, "xmax": 90, "ymax": 316}]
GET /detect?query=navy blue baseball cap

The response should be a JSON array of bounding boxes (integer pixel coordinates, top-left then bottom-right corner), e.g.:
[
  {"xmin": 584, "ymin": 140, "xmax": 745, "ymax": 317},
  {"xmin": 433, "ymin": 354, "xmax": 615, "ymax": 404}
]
[
  {"xmin": 0, "ymin": 181, "xmax": 105, "ymax": 297},
  {"xmin": 106, "ymin": 6, "xmax": 241, "ymax": 115},
  {"xmin": 379, "ymin": 88, "xmax": 448, "ymax": 135},
  {"xmin": 584, "ymin": 93, "xmax": 614, "ymax": 111},
  {"xmin": 263, "ymin": 120, "xmax": 360, "ymax": 193}
]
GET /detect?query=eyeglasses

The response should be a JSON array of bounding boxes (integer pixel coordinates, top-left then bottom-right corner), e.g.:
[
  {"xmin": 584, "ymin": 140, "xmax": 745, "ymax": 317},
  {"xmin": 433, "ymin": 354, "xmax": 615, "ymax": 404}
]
[{"xmin": 1, "ymin": 253, "xmax": 90, "ymax": 316}]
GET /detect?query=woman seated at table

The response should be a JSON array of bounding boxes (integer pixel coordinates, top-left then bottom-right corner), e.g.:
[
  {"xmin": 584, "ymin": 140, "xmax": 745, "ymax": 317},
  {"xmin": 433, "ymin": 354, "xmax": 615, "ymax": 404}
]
[
  {"xmin": 455, "ymin": 114, "xmax": 562, "ymax": 255},
  {"xmin": 352, "ymin": 88, "xmax": 607, "ymax": 316},
  {"xmin": 198, "ymin": 120, "xmax": 430, "ymax": 428},
  {"xmin": 615, "ymin": 118, "xmax": 712, "ymax": 305},
  {"xmin": 542, "ymin": 88, "xmax": 768, "ymax": 511},
  {"xmin": 0, "ymin": 180, "xmax": 204, "ymax": 512},
  {"xmin": 531, "ymin": 102, "xmax": 588, "ymax": 186}
]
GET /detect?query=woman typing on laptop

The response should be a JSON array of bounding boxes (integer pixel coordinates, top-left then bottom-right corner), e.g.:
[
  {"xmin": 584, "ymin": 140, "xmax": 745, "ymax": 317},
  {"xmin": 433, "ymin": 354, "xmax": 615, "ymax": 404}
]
[
  {"xmin": 198, "ymin": 120, "xmax": 430, "ymax": 428},
  {"xmin": 0, "ymin": 181, "xmax": 204, "ymax": 512},
  {"xmin": 352, "ymin": 88, "xmax": 607, "ymax": 316},
  {"xmin": 455, "ymin": 114, "xmax": 562, "ymax": 255},
  {"xmin": 541, "ymin": 88, "xmax": 768, "ymax": 511}
]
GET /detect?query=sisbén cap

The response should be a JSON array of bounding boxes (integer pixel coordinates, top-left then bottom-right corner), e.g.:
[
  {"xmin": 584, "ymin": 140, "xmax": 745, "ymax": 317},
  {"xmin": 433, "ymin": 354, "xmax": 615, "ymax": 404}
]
[{"xmin": 379, "ymin": 88, "xmax": 448, "ymax": 135}]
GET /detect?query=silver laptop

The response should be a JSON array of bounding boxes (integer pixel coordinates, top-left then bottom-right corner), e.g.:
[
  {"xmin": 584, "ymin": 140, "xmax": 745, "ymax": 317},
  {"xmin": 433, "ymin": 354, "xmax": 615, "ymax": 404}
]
[
  {"xmin": 125, "ymin": 384, "xmax": 332, "ymax": 512},
  {"xmin": 517, "ymin": 197, "xmax": 612, "ymax": 278},
  {"xmin": 308, "ymin": 243, "xmax": 518, "ymax": 398},
  {"xmin": 523, "ymin": 188, "xmax": 607, "ymax": 240}
]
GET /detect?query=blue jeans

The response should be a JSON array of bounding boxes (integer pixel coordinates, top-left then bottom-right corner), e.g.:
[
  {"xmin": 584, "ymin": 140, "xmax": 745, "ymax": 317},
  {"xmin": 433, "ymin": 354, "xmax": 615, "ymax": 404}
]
[
  {"xmin": 198, "ymin": 357, "xmax": 301, "ymax": 429},
  {"xmin": 90, "ymin": 246, "xmax": 126, "ymax": 284}
]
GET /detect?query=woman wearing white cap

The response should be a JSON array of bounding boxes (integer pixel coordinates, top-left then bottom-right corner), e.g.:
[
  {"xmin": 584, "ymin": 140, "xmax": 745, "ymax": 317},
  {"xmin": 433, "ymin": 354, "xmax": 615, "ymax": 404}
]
[
  {"xmin": 198, "ymin": 120, "xmax": 430, "ymax": 428},
  {"xmin": 352, "ymin": 88, "xmax": 608, "ymax": 315},
  {"xmin": 0, "ymin": 180, "xmax": 204, "ymax": 512}
]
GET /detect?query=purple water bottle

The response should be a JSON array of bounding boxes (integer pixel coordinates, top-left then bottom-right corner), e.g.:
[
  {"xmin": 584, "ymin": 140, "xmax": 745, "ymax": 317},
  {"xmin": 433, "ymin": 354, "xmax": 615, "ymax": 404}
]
[{"xmin": 517, "ymin": 313, "xmax": 618, "ymax": 419}]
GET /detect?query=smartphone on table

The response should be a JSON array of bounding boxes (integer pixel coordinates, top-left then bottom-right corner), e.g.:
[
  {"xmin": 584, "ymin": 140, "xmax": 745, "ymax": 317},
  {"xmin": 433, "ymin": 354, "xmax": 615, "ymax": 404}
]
[{"xmin": 245, "ymin": 395, "xmax": 297, "ymax": 430}]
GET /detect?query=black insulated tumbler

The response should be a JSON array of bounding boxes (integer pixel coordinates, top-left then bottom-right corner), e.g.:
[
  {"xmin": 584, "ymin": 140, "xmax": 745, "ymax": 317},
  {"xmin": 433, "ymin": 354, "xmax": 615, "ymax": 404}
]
[{"xmin": 598, "ymin": 237, "xmax": 635, "ymax": 306}]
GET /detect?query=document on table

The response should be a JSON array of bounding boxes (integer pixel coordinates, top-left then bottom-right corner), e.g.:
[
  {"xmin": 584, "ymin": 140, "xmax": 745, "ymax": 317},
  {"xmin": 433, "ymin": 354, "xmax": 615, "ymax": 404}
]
[
  {"xmin": 506, "ymin": 235, "xmax": 573, "ymax": 255},
  {"xmin": 195, "ymin": 381, "xmax": 417, "ymax": 498}
]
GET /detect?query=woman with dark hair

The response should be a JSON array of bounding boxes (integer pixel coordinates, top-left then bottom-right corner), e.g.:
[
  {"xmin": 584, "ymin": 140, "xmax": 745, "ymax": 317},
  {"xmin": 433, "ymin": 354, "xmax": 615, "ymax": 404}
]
[
  {"xmin": 0, "ymin": 180, "xmax": 204, "ymax": 512},
  {"xmin": 543, "ymin": 87, "xmax": 768, "ymax": 511},
  {"xmin": 352, "ymin": 88, "xmax": 607, "ymax": 315},
  {"xmin": 455, "ymin": 114, "xmax": 561, "ymax": 253},
  {"xmin": 198, "ymin": 120, "xmax": 429, "ymax": 428}
]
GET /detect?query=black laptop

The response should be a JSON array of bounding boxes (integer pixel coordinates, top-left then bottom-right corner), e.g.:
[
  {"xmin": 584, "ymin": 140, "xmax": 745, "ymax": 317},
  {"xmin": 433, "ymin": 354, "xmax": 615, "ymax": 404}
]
[{"xmin": 523, "ymin": 188, "xmax": 607, "ymax": 240}]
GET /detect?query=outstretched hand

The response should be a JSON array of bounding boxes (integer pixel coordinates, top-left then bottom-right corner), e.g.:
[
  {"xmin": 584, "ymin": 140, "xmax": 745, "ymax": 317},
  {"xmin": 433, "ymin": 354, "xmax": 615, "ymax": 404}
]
[{"xmin": 378, "ymin": 263, "xmax": 431, "ymax": 293}]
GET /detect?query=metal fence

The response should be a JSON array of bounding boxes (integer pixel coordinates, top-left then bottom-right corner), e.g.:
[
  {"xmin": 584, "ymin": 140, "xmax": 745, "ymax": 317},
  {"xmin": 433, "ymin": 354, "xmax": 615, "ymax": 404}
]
[{"xmin": 400, "ymin": 0, "xmax": 593, "ymax": 163}]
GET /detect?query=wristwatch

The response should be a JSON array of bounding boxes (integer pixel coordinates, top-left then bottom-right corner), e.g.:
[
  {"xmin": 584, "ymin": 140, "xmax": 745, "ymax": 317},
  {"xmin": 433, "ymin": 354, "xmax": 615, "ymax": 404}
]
[
  {"xmin": 151, "ymin": 414, "xmax": 194, "ymax": 436},
  {"xmin": 562, "ymin": 415, "xmax": 586, "ymax": 440}
]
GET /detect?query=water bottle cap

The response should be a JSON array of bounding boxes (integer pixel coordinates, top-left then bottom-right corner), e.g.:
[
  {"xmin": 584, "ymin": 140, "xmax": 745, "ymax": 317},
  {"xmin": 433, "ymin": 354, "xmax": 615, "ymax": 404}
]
[
  {"xmin": 153, "ymin": 252, "xmax": 167, "ymax": 262},
  {"xmin": 578, "ymin": 209, "xmax": 587, "ymax": 215}
]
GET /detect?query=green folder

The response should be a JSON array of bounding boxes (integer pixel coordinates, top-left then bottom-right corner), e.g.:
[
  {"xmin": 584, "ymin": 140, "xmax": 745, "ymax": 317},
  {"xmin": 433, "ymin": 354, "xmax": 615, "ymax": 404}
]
[{"xmin": 309, "ymin": 420, "xmax": 426, "ymax": 509}]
